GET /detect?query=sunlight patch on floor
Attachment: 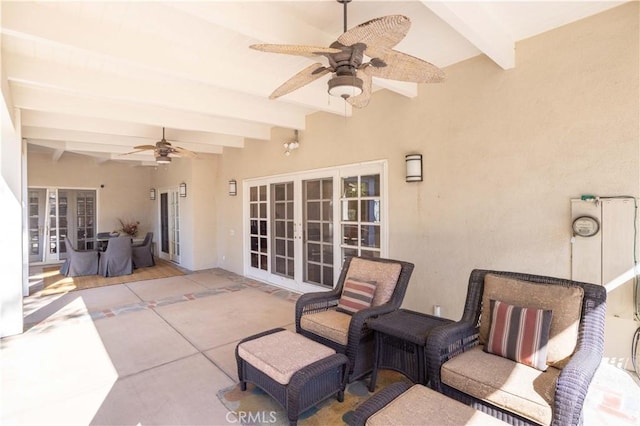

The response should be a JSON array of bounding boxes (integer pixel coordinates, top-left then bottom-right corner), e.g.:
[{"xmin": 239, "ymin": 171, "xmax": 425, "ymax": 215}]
[{"xmin": 1, "ymin": 296, "xmax": 118, "ymax": 425}]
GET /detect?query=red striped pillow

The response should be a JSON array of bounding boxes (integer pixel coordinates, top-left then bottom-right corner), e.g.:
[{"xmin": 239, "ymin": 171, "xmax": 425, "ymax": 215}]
[
  {"xmin": 484, "ymin": 299, "xmax": 553, "ymax": 371},
  {"xmin": 336, "ymin": 278, "xmax": 377, "ymax": 315}
]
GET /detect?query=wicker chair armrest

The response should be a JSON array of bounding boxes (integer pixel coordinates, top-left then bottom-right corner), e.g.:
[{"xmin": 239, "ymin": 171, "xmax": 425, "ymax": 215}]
[
  {"xmin": 295, "ymin": 290, "xmax": 341, "ymax": 331},
  {"xmin": 552, "ymin": 346, "xmax": 603, "ymax": 426},
  {"xmin": 349, "ymin": 381, "xmax": 412, "ymax": 426},
  {"xmin": 425, "ymin": 320, "xmax": 478, "ymax": 391},
  {"xmin": 348, "ymin": 303, "xmax": 400, "ymax": 341},
  {"xmin": 342, "ymin": 303, "xmax": 402, "ymax": 366}
]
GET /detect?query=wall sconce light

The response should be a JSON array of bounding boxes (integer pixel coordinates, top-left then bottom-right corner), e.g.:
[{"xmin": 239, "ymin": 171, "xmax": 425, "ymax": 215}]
[
  {"xmin": 179, "ymin": 182, "xmax": 187, "ymax": 197},
  {"xmin": 150, "ymin": 188, "xmax": 156, "ymax": 200},
  {"xmin": 229, "ymin": 179, "xmax": 237, "ymax": 196},
  {"xmin": 405, "ymin": 154, "xmax": 423, "ymax": 182}
]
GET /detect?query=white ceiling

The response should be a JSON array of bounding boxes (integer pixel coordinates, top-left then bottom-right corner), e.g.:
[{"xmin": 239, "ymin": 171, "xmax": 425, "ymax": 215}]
[{"xmin": 1, "ymin": 1, "xmax": 626, "ymax": 165}]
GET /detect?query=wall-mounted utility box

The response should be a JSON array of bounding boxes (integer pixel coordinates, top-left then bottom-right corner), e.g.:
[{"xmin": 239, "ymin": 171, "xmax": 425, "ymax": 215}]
[
  {"xmin": 570, "ymin": 197, "xmax": 637, "ymax": 371},
  {"xmin": 571, "ymin": 197, "xmax": 635, "ymax": 290}
]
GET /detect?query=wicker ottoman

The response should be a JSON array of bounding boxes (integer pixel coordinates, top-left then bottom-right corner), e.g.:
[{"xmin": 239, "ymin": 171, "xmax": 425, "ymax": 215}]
[
  {"xmin": 350, "ymin": 382, "xmax": 508, "ymax": 426},
  {"xmin": 235, "ymin": 328, "xmax": 349, "ymax": 426}
]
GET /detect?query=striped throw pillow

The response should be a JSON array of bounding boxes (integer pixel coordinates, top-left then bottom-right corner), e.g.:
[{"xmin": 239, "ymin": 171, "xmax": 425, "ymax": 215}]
[
  {"xmin": 336, "ymin": 278, "xmax": 377, "ymax": 315},
  {"xmin": 484, "ymin": 299, "xmax": 553, "ymax": 371}
]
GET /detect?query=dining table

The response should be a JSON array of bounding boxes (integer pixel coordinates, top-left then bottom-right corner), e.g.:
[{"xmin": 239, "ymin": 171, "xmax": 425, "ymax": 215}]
[{"xmin": 95, "ymin": 234, "xmax": 143, "ymax": 251}]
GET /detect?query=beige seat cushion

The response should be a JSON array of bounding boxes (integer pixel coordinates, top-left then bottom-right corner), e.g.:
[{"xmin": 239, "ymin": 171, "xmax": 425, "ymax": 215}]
[
  {"xmin": 300, "ymin": 310, "xmax": 351, "ymax": 346},
  {"xmin": 367, "ymin": 384, "xmax": 508, "ymax": 426},
  {"xmin": 238, "ymin": 330, "xmax": 335, "ymax": 385},
  {"xmin": 441, "ymin": 346, "xmax": 560, "ymax": 426},
  {"xmin": 480, "ymin": 274, "xmax": 584, "ymax": 368},
  {"xmin": 346, "ymin": 258, "xmax": 402, "ymax": 306}
]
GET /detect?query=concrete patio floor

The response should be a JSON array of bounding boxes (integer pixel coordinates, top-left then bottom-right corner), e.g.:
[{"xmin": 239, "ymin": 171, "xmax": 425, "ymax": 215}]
[{"xmin": 1, "ymin": 266, "xmax": 638, "ymax": 425}]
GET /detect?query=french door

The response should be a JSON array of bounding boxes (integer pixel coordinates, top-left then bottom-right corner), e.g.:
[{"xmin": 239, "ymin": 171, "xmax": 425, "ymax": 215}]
[
  {"xmin": 244, "ymin": 161, "xmax": 387, "ymax": 292},
  {"xmin": 28, "ymin": 188, "xmax": 96, "ymax": 263},
  {"xmin": 159, "ymin": 189, "xmax": 181, "ymax": 263}
]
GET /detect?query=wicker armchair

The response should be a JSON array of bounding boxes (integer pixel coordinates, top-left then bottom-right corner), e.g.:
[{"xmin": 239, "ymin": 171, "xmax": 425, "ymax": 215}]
[
  {"xmin": 425, "ymin": 269, "xmax": 607, "ymax": 425},
  {"xmin": 295, "ymin": 256, "xmax": 414, "ymax": 383}
]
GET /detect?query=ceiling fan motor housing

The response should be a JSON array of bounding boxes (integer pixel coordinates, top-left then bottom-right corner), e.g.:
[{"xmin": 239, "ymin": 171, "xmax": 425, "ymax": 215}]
[{"xmin": 327, "ymin": 44, "xmax": 364, "ymax": 98}]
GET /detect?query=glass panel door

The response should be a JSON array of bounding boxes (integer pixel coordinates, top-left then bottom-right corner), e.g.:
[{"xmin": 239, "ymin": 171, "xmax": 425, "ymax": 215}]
[
  {"xmin": 271, "ymin": 182, "xmax": 294, "ymax": 278},
  {"xmin": 249, "ymin": 185, "xmax": 268, "ymax": 272},
  {"xmin": 170, "ymin": 190, "xmax": 181, "ymax": 263},
  {"xmin": 28, "ymin": 189, "xmax": 46, "ymax": 263},
  {"xmin": 36, "ymin": 188, "xmax": 97, "ymax": 263},
  {"xmin": 341, "ymin": 174, "xmax": 381, "ymax": 259},
  {"xmin": 76, "ymin": 191, "xmax": 96, "ymax": 250},
  {"xmin": 159, "ymin": 189, "xmax": 181, "ymax": 263},
  {"xmin": 160, "ymin": 192, "xmax": 169, "ymax": 255},
  {"xmin": 246, "ymin": 176, "xmax": 336, "ymax": 291},
  {"xmin": 303, "ymin": 178, "xmax": 334, "ymax": 288},
  {"xmin": 44, "ymin": 189, "xmax": 68, "ymax": 263}
]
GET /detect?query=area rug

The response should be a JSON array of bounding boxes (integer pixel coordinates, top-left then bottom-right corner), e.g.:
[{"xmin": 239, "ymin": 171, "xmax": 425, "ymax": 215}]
[
  {"xmin": 39, "ymin": 259, "xmax": 185, "ymax": 296},
  {"xmin": 217, "ymin": 370, "xmax": 411, "ymax": 425}
]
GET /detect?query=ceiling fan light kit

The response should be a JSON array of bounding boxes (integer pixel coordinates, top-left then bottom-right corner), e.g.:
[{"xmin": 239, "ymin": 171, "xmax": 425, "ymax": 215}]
[
  {"xmin": 156, "ymin": 155, "xmax": 171, "ymax": 164},
  {"xmin": 328, "ymin": 74, "xmax": 363, "ymax": 98},
  {"xmin": 250, "ymin": 0, "xmax": 444, "ymax": 108}
]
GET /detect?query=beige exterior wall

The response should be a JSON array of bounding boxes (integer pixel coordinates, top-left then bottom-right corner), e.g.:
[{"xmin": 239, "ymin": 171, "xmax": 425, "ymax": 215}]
[
  {"xmin": 22, "ymin": 3, "xmax": 639, "ymax": 361},
  {"xmin": 150, "ymin": 154, "xmax": 219, "ymax": 271},
  {"xmin": 216, "ymin": 3, "xmax": 639, "ymax": 362},
  {"xmin": 28, "ymin": 151, "xmax": 154, "ymax": 236},
  {"xmin": 27, "ymin": 151, "xmax": 220, "ymax": 271}
]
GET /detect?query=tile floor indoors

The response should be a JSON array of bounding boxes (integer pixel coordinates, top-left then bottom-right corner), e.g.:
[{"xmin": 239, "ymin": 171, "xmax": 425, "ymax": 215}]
[{"xmin": 1, "ymin": 266, "xmax": 639, "ymax": 425}]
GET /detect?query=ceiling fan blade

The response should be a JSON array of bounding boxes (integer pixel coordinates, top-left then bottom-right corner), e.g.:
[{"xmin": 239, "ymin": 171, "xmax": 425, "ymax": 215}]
[
  {"xmin": 367, "ymin": 48, "xmax": 445, "ymax": 83},
  {"xmin": 346, "ymin": 67, "xmax": 373, "ymax": 109},
  {"xmin": 338, "ymin": 15, "xmax": 410, "ymax": 50},
  {"xmin": 171, "ymin": 146, "xmax": 197, "ymax": 158},
  {"xmin": 269, "ymin": 63, "xmax": 331, "ymax": 99},
  {"xmin": 250, "ymin": 44, "xmax": 340, "ymax": 58},
  {"xmin": 118, "ymin": 149, "xmax": 148, "ymax": 156},
  {"xmin": 121, "ymin": 145, "xmax": 155, "ymax": 155}
]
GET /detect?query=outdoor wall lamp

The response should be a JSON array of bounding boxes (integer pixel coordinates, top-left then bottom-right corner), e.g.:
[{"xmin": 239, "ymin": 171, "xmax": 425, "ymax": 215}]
[
  {"xmin": 405, "ymin": 154, "xmax": 423, "ymax": 182},
  {"xmin": 150, "ymin": 188, "xmax": 156, "ymax": 200},
  {"xmin": 229, "ymin": 179, "xmax": 237, "ymax": 196},
  {"xmin": 179, "ymin": 182, "xmax": 187, "ymax": 197}
]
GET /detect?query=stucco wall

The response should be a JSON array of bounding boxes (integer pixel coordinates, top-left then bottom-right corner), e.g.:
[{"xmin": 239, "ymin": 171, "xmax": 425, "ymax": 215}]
[
  {"xmin": 217, "ymin": 2, "xmax": 639, "ymax": 335},
  {"xmin": 27, "ymin": 151, "xmax": 221, "ymax": 271},
  {"xmin": 27, "ymin": 151, "xmax": 154, "ymax": 236},
  {"xmin": 151, "ymin": 154, "xmax": 219, "ymax": 271}
]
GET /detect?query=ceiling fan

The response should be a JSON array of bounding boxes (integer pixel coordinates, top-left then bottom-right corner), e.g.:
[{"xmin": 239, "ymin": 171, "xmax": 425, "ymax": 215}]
[
  {"xmin": 250, "ymin": 0, "xmax": 445, "ymax": 108},
  {"xmin": 123, "ymin": 128, "xmax": 197, "ymax": 164}
]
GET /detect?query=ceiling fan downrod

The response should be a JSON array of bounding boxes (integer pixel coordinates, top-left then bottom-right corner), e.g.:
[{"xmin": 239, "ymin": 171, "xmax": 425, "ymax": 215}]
[{"xmin": 337, "ymin": 0, "xmax": 352, "ymax": 33}]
